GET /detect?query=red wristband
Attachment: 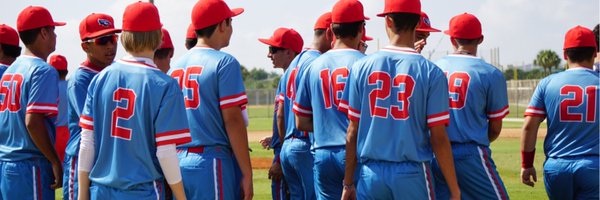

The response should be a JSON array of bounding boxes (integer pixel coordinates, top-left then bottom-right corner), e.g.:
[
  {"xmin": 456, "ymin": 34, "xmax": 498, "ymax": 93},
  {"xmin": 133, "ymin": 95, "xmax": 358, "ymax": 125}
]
[{"xmin": 521, "ymin": 149, "xmax": 535, "ymax": 168}]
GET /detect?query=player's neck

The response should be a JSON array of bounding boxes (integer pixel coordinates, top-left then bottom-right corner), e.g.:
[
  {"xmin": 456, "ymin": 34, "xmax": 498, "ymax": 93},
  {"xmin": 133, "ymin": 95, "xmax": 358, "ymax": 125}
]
[
  {"xmin": 23, "ymin": 47, "xmax": 49, "ymax": 61},
  {"xmin": 128, "ymin": 50, "xmax": 154, "ymax": 60},
  {"xmin": 388, "ymin": 32, "xmax": 415, "ymax": 49},
  {"xmin": 333, "ymin": 38, "xmax": 360, "ymax": 50},
  {"xmin": 454, "ymin": 46, "xmax": 478, "ymax": 56},
  {"xmin": 196, "ymin": 38, "xmax": 222, "ymax": 50},
  {"xmin": 0, "ymin": 56, "xmax": 15, "ymax": 65},
  {"xmin": 568, "ymin": 61, "xmax": 594, "ymax": 69}
]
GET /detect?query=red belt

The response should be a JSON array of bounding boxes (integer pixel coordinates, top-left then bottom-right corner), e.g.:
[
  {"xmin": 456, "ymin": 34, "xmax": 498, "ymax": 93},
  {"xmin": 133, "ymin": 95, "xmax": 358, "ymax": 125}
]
[{"xmin": 187, "ymin": 146, "xmax": 204, "ymax": 153}]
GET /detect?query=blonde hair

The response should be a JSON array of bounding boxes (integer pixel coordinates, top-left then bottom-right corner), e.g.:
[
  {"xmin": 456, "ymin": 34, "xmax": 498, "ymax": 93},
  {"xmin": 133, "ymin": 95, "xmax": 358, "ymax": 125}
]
[{"xmin": 120, "ymin": 30, "xmax": 162, "ymax": 53}]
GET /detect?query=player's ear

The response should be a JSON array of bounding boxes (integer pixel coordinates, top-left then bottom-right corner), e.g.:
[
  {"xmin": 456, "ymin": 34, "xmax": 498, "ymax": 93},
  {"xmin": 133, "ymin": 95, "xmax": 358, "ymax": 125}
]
[
  {"xmin": 450, "ymin": 37, "xmax": 458, "ymax": 48},
  {"xmin": 385, "ymin": 15, "xmax": 394, "ymax": 31},
  {"xmin": 81, "ymin": 42, "xmax": 89, "ymax": 53},
  {"xmin": 478, "ymin": 36, "xmax": 484, "ymax": 44}
]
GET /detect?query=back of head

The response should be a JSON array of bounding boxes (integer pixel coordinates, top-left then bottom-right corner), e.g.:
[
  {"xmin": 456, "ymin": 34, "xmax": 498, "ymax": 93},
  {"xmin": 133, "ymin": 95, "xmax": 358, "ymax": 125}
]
[
  {"xmin": 444, "ymin": 13, "xmax": 482, "ymax": 46},
  {"xmin": 563, "ymin": 26, "xmax": 597, "ymax": 63},
  {"xmin": 16, "ymin": 6, "xmax": 65, "ymax": 46},
  {"xmin": 0, "ymin": 24, "xmax": 22, "ymax": 58},
  {"xmin": 191, "ymin": 0, "xmax": 243, "ymax": 39},
  {"xmin": 155, "ymin": 28, "xmax": 174, "ymax": 59},
  {"xmin": 121, "ymin": 2, "xmax": 162, "ymax": 53},
  {"xmin": 331, "ymin": 0, "xmax": 368, "ymax": 39},
  {"xmin": 377, "ymin": 0, "xmax": 421, "ymax": 33},
  {"xmin": 593, "ymin": 24, "xmax": 599, "ymax": 53}
]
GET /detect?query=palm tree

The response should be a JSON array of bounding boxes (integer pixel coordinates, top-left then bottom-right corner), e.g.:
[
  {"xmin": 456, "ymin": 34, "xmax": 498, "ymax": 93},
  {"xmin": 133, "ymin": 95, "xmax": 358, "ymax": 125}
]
[{"xmin": 533, "ymin": 50, "xmax": 561, "ymax": 75}]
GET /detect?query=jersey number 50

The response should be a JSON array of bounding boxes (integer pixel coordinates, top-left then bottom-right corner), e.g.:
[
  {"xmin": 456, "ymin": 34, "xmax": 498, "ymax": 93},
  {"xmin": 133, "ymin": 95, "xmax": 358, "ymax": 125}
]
[
  {"xmin": 171, "ymin": 66, "xmax": 203, "ymax": 109},
  {"xmin": 111, "ymin": 88, "xmax": 136, "ymax": 140},
  {"xmin": 0, "ymin": 74, "xmax": 23, "ymax": 112},
  {"xmin": 368, "ymin": 72, "xmax": 414, "ymax": 119},
  {"xmin": 320, "ymin": 68, "xmax": 349, "ymax": 108},
  {"xmin": 559, "ymin": 85, "xmax": 597, "ymax": 122}
]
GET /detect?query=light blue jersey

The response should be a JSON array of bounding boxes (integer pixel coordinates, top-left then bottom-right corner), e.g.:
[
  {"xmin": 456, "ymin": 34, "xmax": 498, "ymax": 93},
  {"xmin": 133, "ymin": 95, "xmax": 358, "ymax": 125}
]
[
  {"xmin": 56, "ymin": 80, "xmax": 68, "ymax": 127},
  {"xmin": 435, "ymin": 55, "xmax": 509, "ymax": 146},
  {"xmin": 294, "ymin": 49, "xmax": 365, "ymax": 149},
  {"xmin": 342, "ymin": 46, "xmax": 450, "ymax": 163},
  {"xmin": 271, "ymin": 86, "xmax": 283, "ymax": 149},
  {"xmin": 0, "ymin": 55, "xmax": 58, "ymax": 161},
  {"xmin": 169, "ymin": 47, "xmax": 248, "ymax": 148},
  {"xmin": 0, "ymin": 63, "xmax": 8, "ymax": 77},
  {"xmin": 524, "ymin": 68, "xmax": 599, "ymax": 158},
  {"xmin": 80, "ymin": 56, "xmax": 191, "ymax": 189}
]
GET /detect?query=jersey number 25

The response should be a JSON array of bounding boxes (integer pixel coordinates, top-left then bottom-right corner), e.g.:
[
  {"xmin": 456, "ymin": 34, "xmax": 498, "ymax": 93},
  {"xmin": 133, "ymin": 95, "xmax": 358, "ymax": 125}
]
[{"xmin": 171, "ymin": 66, "xmax": 203, "ymax": 109}]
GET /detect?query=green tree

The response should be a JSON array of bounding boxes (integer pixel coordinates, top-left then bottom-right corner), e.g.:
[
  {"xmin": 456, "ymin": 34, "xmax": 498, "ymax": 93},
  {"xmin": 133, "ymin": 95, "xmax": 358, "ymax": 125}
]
[
  {"xmin": 241, "ymin": 65, "xmax": 250, "ymax": 81},
  {"xmin": 250, "ymin": 68, "xmax": 269, "ymax": 80},
  {"xmin": 533, "ymin": 50, "xmax": 561, "ymax": 75}
]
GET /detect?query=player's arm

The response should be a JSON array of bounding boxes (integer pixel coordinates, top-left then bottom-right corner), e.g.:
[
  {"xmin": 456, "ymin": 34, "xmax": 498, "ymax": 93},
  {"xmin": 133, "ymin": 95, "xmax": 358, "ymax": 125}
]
[
  {"xmin": 157, "ymin": 144, "xmax": 187, "ymax": 200},
  {"xmin": 430, "ymin": 125, "xmax": 461, "ymax": 199},
  {"xmin": 295, "ymin": 115, "xmax": 313, "ymax": 132},
  {"xmin": 77, "ymin": 128, "xmax": 95, "ymax": 200},
  {"xmin": 488, "ymin": 120, "xmax": 502, "ymax": 143},
  {"xmin": 26, "ymin": 113, "xmax": 62, "ymax": 189},
  {"xmin": 341, "ymin": 119, "xmax": 358, "ymax": 200},
  {"xmin": 276, "ymin": 102, "xmax": 285, "ymax": 141},
  {"xmin": 222, "ymin": 106, "xmax": 254, "ymax": 200},
  {"xmin": 520, "ymin": 116, "xmax": 543, "ymax": 187}
]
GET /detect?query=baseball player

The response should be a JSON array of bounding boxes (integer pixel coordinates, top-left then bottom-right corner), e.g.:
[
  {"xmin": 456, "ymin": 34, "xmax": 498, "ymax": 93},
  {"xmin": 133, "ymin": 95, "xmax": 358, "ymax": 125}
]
[
  {"xmin": 48, "ymin": 54, "xmax": 69, "ymax": 164},
  {"xmin": 154, "ymin": 28, "xmax": 174, "ymax": 73},
  {"xmin": 168, "ymin": 0, "xmax": 253, "ymax": 199},
  {"xmin": 293, "ymin": 0, "xmax": 367, "ymax": 199},
  {"xmin": 0, "ymin": 6, "xmax": 65, "ymax": 200},
  {"xmin": 62, "ymin": 13, "xmax": 121, "ymax": 200},
  {"xmin": 521, "ymin": 26, "xmax": 599, "ymax": 200},
  {"xmin": 433, "ymin": 13, "xmax": 510, "ymax": 200},
  {"xmin": 340, "ymin": 0, "xmax": 461, "ymax": 199},
  {"xmin": 414, "ymin": 11, "xmax": 441, "ymax": 53},
  {"xmin": 185, "ymin": 24, "xmax": 197, "ymax": 50},
  {"xmin": 259, "ymin": 27, "xmax": 304, "ymax": 200},
  {"xmin": 276, "ymin": 11, "xmax": 334, "ymax": 200},
  {"xmin": 593, "ymin": 24, "xmax": 599, "ymax": 71},
  {"xmin": 0, "ymin": 24, "xmax": 21, "ymax": 76},
  {"xmin": 77, "ymin": 2, "xmax": 190, "ymax": 199}
]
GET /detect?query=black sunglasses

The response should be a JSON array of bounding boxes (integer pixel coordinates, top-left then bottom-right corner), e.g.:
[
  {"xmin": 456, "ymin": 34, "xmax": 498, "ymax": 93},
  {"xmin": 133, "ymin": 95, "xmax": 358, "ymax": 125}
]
[
  {"xmin": 269, "ymin": 46, "xmax": 286, "ymax": 54},
  {"xmin": 84, "ymin": 35, "xmax": 118, "ymax": 45}
]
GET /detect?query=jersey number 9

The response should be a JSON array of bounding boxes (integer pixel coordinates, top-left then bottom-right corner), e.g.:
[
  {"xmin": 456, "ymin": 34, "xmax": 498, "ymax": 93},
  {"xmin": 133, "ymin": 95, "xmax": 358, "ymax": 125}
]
[{"xmin": 446, "ymin": 72, "xmax": 471, "ymax": 109}]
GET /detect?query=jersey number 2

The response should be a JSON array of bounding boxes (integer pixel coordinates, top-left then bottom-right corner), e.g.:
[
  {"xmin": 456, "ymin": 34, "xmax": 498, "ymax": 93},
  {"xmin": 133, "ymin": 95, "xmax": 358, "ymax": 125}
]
[
  {"xmin": 171, "ymin": 66, "xmax": 203, "ymax": 109},
  {"xmin": 0, "ymin": 74, "xmax": 23, "ymax": 112},
  {"xmin": 111, "ymin": 88, "xmax": 136, "ymax": 140},
  {"xmin": 559, "ymin": 85, "xmax": 597, "ymax": 122},
  {"xmin": 320, "ymin": 68, "xmax": 349, "ymax": 108},
  {"xmin": 368, "ymin": 72, "xmax": 415, "ymax": 120}
]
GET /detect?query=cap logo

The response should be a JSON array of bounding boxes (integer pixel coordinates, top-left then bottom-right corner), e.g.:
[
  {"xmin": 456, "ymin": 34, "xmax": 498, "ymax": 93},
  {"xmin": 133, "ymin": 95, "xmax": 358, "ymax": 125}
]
[
  {"xmin": 97, "ymin": 19, "xmax": 111, "ymax": 27},
  {"xmin": 423, "ymin": 18, "xmax": 431, "ymax": 26}
]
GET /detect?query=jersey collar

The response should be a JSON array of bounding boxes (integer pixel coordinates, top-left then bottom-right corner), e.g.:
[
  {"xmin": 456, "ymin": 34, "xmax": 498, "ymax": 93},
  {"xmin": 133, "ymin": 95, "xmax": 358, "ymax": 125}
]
[
  {"xmin": 20, "ymin": 55, "xmax": 44, "ymax": 61},
  {"xmin": 80, "ymin": 60, "xmax": 105, "ymax": 73},
  {"xmin": 328, "ymin": 48, "xmax": 360, "ymax": 53},
  {"xmin": 0, "ymin": 62, "xmax": 10, "ymax": 67},
  {"xmin": 191, "ymin": 46, "xmax": 216, "ymax": 51},
  {"xmin": 381, "ymin": 45, "xmax": 419, "ymax": 55},
  {"xmin": 447, "ymin": 54, "xmax": 481, "ymax": 59},
  {"xmin": 567, "ymin": 67, "xmax": 594, "ymax": 72},
  {"xmin": 118, "ymin": 55, "xmax": 159, "ymax": 70}
]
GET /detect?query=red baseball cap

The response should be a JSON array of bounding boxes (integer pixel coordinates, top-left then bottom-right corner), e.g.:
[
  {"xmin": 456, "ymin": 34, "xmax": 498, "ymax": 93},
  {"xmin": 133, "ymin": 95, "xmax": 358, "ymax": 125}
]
[
  {"xmin": 192, "ymin": 0, "xmax": 244, "ymax": 30},
  {"xmin": 79, "ymin": 13, "xmax": 121, "ymax": 41},
  {"xmin": 48, "ymin": 54, "xmax": 67, "ymax": 71},
  {"xmin": 332, "ymin": 0, "xmax": 369, "ymax": 23},
  {"xmin": 16, "ymin": 6, "xmax": 66, "ymax": 32},
  {"xmin": 186, "ymin": 24, "xmax": 196, "ymax": 39},
  {"xmin": 122, "ymin": 1, "xmax": 162, "ymax": 32},
  {"xmin": 563, "ymin": 26, "xmax": 597, "ymax": 50},
  {"xmin": 444, "ymin": 13, "xmax": 482, "ymax": 39},
  {"xmin": 314, "ymin": 12, "xmax": 332, "ymax": 30},
  {"xmin": 377, "ymin": 0, "xmax": 421, "ymax": 17},
  {"xmin": 159, "ymin": 28, "xmax": 174, "ymax": 49},
  {"xmin": 416, "ymin": 11, "xmax": 440, "ymax": 32},
  {"xmin": 0, "ymin": 24, "xmax": 20, "ymax": 46},
  {"xmin": 362, "ymin": 27, "xmax": 373, "ymax": 41},
  {"xmin": 258, "ymin": 28, "xmax": 304, "ymax": 54}
]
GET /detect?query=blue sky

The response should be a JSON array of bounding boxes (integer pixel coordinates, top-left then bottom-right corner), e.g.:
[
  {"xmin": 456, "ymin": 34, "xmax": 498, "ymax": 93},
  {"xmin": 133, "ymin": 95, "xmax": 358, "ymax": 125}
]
[{"xmin": 2, "ymin": 0, "xmax": 598, "ymax": 74}]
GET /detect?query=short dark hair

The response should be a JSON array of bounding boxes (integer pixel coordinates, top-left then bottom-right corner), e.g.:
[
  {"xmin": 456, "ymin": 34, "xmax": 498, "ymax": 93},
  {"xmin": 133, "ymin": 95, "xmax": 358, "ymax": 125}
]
[
  {"xmin": 314, "ymin": 29, "xmax": 326, "ymax": 37},
  {"xmin": 386, "ymin": 12, "xmax": 420, "ymax": 32},
  {"xmin": 195, "ymin": 18, "xmax": 231, "ymax": 38},
  {"xmin": 331, "ymin": 21, "xmax": 363, "ymax": 39},
  {"xmin": 185, "ymin": 38, "xmax": 197, "ymax": 49},
  {"xmin": 154, "ymin": 48, "xmax": 173, "ymax": 59},
  {"xmin": 19, "ymin": 26, "xmax": 49, "ymax": 45},
  {"xmin": 565, "ymin": 47, "xmax": 595, "ymax": 63},
  {"xmin": 57, "ymin": 69, "xmax": 68, "ymax": 78},
  {"xmin": 454, "ymin": 38, "xmax": 480, "ymax": 46},
  {"xmin": 0, "ymin": 44, "xmax": 21, "ymax": 58},
  {"xmin": 593, "ymin": 24, "xmax": 599, "ymax": 52}
]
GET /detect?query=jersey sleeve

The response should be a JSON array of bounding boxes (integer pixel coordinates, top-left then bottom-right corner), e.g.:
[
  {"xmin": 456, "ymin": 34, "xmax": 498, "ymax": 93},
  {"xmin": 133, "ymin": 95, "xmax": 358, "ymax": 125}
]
[
  {"xmin": 277, "ymin": 71, "xmax": 288, "ymax": 104},
  {"xmin": 79, "ymin": 76, "xmax": 97, "ymax": 131},
  {"xmin": 486, "ymin": 70, "xmax": 510, "ymax": 120},
  {"xmin": 345, "ymin": 64, "xmax": 362, "ymax": 122},
  {"xmin": 155, "ymin": 81, "xmax": 192, "ymax": 147},
  {"xmin": 217, "ymin": 58, "xmax": 248, "ymax": 109},
  {"xmin": 27, "ymin": 66, "xmax": 59, "ymax": 117},
  {"xmin": 68, "ymin": 79, "xmax": 89, "ymax": 118},
  {"xmin": 338, "ymin": 69, "xmax": 351, "ymax": 114},
  {"xmin": 426, "ymin": 67, "xmax": 450, "ymax": 127},
  {"xmin": 293, "ymin": 65, "xmax": 313, "ymax": 118},
  {"xmin": 524, "ymin": 79, "xmax": 547, "ymax": 118}
]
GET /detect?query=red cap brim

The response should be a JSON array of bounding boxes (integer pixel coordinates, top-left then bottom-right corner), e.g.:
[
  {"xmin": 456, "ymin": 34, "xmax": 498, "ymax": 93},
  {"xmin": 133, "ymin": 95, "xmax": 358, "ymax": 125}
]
[
  {"xmin": 417, "ymin": 27, "xmax": 441, "ymax": 32},
  {"xmin": 376, "ymin": 12, "xmax": 387, "ymax": 17},
  {"xmin": 258, "ymin": 38, "xmax": 278, "ymax": 47},
  {"xmin": 84, "ymin": 29, "xmax": 122, "ymax": 41},
  {"xmin": 53, "ymin": 22, "xmax": 66, "ymax": 26},
  {"xmin": 364, "ymin": 16, "xmax": 370, "ymax": 20},
  {"xmin": 443, "ymin": 30, "xmax": 451, "ymax": 35},
  {"xmin": 230, "ymin": 8, "xmax": 244, "ymax": 18}
]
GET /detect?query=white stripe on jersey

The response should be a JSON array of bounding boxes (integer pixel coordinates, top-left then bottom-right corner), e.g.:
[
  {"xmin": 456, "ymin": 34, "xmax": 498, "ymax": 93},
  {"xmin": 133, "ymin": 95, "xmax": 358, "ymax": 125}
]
[
  {"xmin": 79, "ymin": 117, "xmax": 94, "ymax": 126},
  {"xmin": 488, "ymin": 107, "xmax": 510, "ymax": 118},
  {"xmin": 213, "ymin": 158, "xmax": 218, "ymax": 200},
  {"xmin": 32, "ymin": 166, "xmax": 37, "ymax": 200},
  {"xmin": 293, "ymin": 104, "xmax": 312, "ymax": 115},
  {"xmin": 421, "ymin": 163, "xmax": 432, "ymax": 200},
  {"xmin": 478, "ymin": 147, "xmax": 503, "ymax": 200},
  {"xmin": 525, "ymin": 109, "xmax": 545, "ymax": 115},
  {"xmin": 26, "ymin": 105, "xmax": 58, "ymax": 111},
  {"xmin": 153, "ymin": 181, "xmax": 160, "ymax": 200},
  {"xmin": 427, "ymin": 114, "xmax": 449, "ymax": 124},
  {"xmin": 155, "ymin": 132, "xmax": 191, "ymax": 142},
  {"xmin": 348, "ymin": 109, "xmax": 361, "ymax": 119},
  {"xmin": 220, "ymin": 94, "xmax": 247, "ymax": 106}
]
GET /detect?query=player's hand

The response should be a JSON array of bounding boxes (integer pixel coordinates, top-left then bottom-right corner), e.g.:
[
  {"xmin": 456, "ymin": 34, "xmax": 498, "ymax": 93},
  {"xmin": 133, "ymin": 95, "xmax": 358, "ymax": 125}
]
[
  {"xmin": 414, "ymin": 39, "xmax": 426, "ymax": 53},
  {"xmin": 340, "ymin": 185, "xmax": 356, "ymax": 200},
  {"xmin": 521, "ymin": 167, "xmax": 537, "ymax": 187},
  {"xmin": 240, "ymin": 175, "xmax": 254, "ymax": 200},
  {"xmin": 259, "ymin": 137, "xmax": 272, "ymax": 150},
  {"xmin": 268, "ymin": 161, "xmax": 283, "ymax": 181},
  {"xmin": 51, "ymin": 161, "xmax": 63, "ymax": 189}
]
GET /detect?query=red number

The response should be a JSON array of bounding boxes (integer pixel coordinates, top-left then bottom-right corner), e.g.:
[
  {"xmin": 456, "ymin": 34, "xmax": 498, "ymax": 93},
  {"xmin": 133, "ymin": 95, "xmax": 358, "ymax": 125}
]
[
  {"xmin": 319, "ymin": 68, "xmax": 349, "ymax": 109},
  {"xmin": 170, "ymin": 67, "xmax": 203, "ymax": 109},
  {"xmin": 368, "ymin": 72, "xmax": 391, "ymax": 118},
  {"xmin": 447, "ymin": 72, "xmax": 471, "ymax": 109},
  {"xmin": 390, "ymin": 75, "xmax": 415, "ymax": 120},
  {"xmin": 559, "ymin": 85, "xmax": 597, "ymax": 122},
  {"xmin": 111, "ymin": 88, "xmax": 136, "ymax": 140},
  {"xmin": 0, "ymin": 74, "xmax": 23, "ymax": 112},
  {"xmin": 286, "ymin": 68, "xmax": 298, "ymax": 99}
]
